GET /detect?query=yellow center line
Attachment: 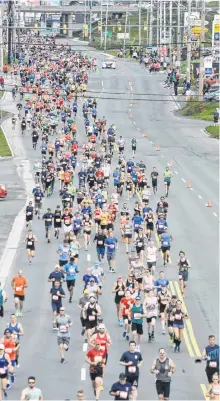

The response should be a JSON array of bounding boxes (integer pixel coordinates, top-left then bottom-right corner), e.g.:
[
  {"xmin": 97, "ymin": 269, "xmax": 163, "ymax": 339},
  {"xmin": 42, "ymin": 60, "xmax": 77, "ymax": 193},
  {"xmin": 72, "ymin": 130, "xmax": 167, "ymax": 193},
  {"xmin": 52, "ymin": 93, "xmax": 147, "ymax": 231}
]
[
  {"xmin": 200, "ymin": 384, "xmax": 208, "ymax": 400},
  {"xmin": 170, "ymin": 282, "xmax": 195, "ymax": 358},
  {"xmin": 174, "ymin": 281, "xmax": 201, "ymax": 357}
]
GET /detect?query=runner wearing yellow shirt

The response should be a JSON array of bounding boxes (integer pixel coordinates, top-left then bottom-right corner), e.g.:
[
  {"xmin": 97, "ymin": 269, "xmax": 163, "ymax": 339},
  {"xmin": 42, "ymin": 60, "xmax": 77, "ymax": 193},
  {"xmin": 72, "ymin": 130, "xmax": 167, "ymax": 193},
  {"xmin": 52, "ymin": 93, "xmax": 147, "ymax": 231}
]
[{"xmin": 100, "ymin": 211, "xmax": 109, "ymax": 233}]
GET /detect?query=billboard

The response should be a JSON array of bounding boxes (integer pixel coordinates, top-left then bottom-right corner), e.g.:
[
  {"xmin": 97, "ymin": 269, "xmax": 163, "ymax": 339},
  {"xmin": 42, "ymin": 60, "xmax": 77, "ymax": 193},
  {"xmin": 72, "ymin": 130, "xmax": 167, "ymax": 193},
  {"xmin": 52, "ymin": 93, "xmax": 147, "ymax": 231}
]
[
  {"xmin": 204, "ymin": 56, "xmax": 213, "ymax": 75},
  {"xmin": 212, "ymin": 19, "xmax": 220, "ymax": 50}
]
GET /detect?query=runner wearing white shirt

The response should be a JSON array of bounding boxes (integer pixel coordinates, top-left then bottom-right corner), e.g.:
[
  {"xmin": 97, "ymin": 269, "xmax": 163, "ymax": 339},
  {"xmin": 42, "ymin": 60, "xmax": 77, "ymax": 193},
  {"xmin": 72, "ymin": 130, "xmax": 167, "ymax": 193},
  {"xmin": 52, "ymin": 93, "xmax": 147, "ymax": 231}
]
[
  {"xmin": 91, "ymin": 261, "xmax": 104, "ymax": 288},
  {"xmin": 146, "ymin": 240, "xmax": 158, "ymax": 275},
  {"xmin": 103, "ymin": 164, "xmax": 111, "ymax": 184}
]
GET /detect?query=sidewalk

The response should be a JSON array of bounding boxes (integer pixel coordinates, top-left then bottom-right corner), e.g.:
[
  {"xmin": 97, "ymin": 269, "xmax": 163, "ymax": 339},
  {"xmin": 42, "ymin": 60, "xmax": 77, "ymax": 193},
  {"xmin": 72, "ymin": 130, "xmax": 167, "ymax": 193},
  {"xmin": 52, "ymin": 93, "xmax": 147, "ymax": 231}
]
[{"xmin": 0, "ymin": 91, "xmax": 27, "ymax": 261}]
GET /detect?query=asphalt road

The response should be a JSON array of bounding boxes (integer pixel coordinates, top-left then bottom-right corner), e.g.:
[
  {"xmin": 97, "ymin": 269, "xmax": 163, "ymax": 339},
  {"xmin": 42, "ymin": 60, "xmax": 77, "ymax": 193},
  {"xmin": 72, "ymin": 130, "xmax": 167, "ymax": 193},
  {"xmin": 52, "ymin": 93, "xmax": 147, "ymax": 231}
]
[{"xmin": 0, "ymin": 41, "xmax": 218, "ymax": 400}]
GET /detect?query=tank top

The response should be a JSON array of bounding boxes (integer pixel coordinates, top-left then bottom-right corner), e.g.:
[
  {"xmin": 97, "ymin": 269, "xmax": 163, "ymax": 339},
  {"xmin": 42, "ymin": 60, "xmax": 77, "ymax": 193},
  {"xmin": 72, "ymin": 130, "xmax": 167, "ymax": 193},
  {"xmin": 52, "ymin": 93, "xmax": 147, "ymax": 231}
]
[
  {"xmin": 155, "ymin": 358, "xmax": 171, "ymax": 382},
  {"xmin": 8, "ymin": 322, "xmax": 20, "ymax": 340},
  {"xmin": 27, "ymin": 235, "xmax": 34, "ymax": 247},
  {"xmin": 96, "ymin": 333, "xmax": 108, "ymax": 354},
  {"xmin": 87, "ymin": 304, "xmax": 98, "ymax": 324},
  {"xmin": 173, "ymin": 308, "xmax": 184, "ymax": 325},
  {"xmin": 143, "ymin": 275, "xmax": 154, "ymax": 291},
  {"xmin": 212, "ymin": 385, "xmax": 220, "ymax": 395},
  {"xmin": 0, "ymin": 290, "xmax": 3, "ymax": 306},
  {"xmin": 136, "ymin": 236, "xmax": 144, "ymax": 248},
  {"xmin": 115, "ymin": 283, "xmax": 125, "ymax": 302},
  {"xmin": 145, "ymin": 297, "xmax": 157, "ymax": 318},
  {"xmin": 3, "ymin": 338, "xmax": 16, "ymax": 361},
  {"xmin": 0, "ymin": 355, "xmax": 8, "ymax": 374},
  {"xmin": 179, "ymin": 258, "xmax": 189, "ymax": 271}
]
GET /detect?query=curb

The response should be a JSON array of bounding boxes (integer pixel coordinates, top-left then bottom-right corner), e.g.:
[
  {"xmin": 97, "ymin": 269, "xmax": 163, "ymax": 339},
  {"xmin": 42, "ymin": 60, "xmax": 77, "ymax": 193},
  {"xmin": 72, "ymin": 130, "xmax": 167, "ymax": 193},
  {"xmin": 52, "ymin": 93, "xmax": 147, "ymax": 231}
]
[{"xmin": 0, "ymin": 120, "xmax": 14, "ymax": 159}]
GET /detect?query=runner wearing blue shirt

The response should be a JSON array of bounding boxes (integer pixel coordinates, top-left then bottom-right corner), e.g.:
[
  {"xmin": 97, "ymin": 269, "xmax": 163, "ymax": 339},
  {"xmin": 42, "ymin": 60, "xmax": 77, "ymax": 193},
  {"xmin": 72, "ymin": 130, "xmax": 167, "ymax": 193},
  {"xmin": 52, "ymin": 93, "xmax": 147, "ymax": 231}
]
[
  {"xmin": 113, "ymin": 168, "xmax": 121, "ymax": 191},
  {"xmin": 57, "ymin": 239, "xmax": 70, "ymax": 267},
  {"xmin": 105, "ymin": 232, "xmax": 118, "ymax": 273},
  {"xmin": 132, "ymin": 214, "xmax": 144, "ymax": 235},
  {"xmin": 83, "ymin": 268, "xmax": 98, "ymax": 288},
  {"xmin": 110, "ymin": 373, "xmax": 132, "ymax": 400},
  {"xmin": 161, "ymin": 228, "xmax": 172, "ymax": 265},
  {"xmin": 63, "ymin": 257, "xmax": 79, "ymax": 303},
  {"xmin": 154, "ymin": 271, "xmax": 169, "ymax": 293}
]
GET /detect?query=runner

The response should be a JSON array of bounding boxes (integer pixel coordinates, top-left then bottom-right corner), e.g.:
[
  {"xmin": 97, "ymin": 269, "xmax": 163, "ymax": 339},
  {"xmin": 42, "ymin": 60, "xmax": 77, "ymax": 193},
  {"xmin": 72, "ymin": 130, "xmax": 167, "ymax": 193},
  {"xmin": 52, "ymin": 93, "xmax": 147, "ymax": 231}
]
[
  {"xmin": 151, "ymin": 348, "xmax": 176, "ymax": 401},
  {"xmin": 119, "ymin": 341, "xmax": 143, "ymax": 401},
  {"xmin": 11, "ymin": 270, "xmax": 28, "ymax": 317},
  {"xmin": 21, "ymin": 376, "xmax": 43, "ymax": 400},
  {"xmin": 56, "ymin": 307, "xmax": 73, "ymax": 363}
]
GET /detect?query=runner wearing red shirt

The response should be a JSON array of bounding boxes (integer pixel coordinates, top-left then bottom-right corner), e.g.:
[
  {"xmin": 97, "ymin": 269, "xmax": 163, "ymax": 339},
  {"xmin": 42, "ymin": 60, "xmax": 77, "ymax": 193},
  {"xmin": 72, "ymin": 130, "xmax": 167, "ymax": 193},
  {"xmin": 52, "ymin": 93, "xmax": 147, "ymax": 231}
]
[
  {"xmin": 120, "ymin": 290, "xmax": 135, "ymax": 341},
  {"xmin": 85, "ymin": 342, "xmax": 106, "ymax": 400}
]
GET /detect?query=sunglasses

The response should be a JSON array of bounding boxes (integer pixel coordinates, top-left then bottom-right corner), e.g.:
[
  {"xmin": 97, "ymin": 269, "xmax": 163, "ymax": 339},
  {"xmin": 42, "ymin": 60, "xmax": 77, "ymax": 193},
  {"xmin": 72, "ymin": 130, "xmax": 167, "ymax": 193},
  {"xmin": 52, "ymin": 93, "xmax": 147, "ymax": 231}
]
[{"xmin": 29, "ymin": 381, "xmax": 35, "ymax": 385}]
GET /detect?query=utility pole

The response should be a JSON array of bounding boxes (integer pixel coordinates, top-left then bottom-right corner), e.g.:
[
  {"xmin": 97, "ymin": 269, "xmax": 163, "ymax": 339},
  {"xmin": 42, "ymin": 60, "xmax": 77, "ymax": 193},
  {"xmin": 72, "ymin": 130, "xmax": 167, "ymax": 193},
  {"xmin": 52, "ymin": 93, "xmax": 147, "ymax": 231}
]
[
  {"xmin": 159, "ymin": 0, "xmax": 162, "ymax": 52},
  {"xmin": 84, "ymin": 0, "xmax": 87, "ymax": 25},
  {"xmin": 149, "ymin": 0, "xmax": 153, "ymax": 46},
  {"xmin": 138, "ymin": 0, "xmax": 142, "ymax": 47},
  {"xmin": 169, "ymin": 0, "xmax": 172, "ymax": 62},
  {"xmin": 89, "ymin": 0, "xmax": 92, "ymax": 42},
  {"xmin": 0, "ymin": 6, "xmax": 3, "ymax": 70},
  {"xmin": 163, "ymin": 0, "xmax": 166, "ymax": 56},
  {"xmin": 104, "ymin": 0, "xmax": 108, "ymax": 51},
  {"xmin": 186, "ymin": 0, "xmax": 192, "ymax": 84},
  {"xmin": 8, "ymin": 0, "xmax": 13, "ymax": 64},
  {"xmin": 199, "ymin": 0, "xmax": 205, "ymax": 100},
  {"xmin": 100, "ymin": 0, "xmax": 102, "ymax": 48},
  {"xmin": 157, "ymin": 0, "xmax": 159, "ymax": 52},
  {"xmin": 123, "ymin": 10, "xmax": 128, "ymax": 53},
  {"xmin": 17, "ymin": 0, "xmax": 21, "ymax": 59},
  {"xmin": 177, "ymin": 0, "xmax": 181, "ymax": 64}
]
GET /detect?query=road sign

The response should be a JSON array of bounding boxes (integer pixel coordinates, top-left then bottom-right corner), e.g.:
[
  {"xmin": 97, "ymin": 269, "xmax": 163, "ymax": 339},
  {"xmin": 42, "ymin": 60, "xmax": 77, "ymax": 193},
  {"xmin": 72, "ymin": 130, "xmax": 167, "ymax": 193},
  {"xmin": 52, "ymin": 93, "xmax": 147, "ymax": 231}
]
[
  {"xmin": 105, "ymin": 31, "xmax": 112, "ymax": 38},
  {"xmin": 191, "ymin": 19, "xmax": 208, "ymax": 27},
  {"xmin": 191, "ymin": 26, "xmax": 208, "ymax": 34}
]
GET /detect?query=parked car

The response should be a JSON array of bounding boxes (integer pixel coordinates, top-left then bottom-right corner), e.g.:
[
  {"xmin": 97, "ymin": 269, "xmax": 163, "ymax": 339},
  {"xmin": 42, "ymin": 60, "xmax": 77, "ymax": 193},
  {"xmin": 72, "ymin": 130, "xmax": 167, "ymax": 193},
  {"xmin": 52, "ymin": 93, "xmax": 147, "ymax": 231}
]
[
  {"xmin": 203, "ymin": 73, "xmax": 219, "ymax": 86},
  {"xmin": 0, "ymin": 184, "xmax": 7, "ymax": 199},
  {"xmin": 207, "ymin": 84, "xmax": 220, "ymax": 93},
  {"xmin": 204, "ymin": 90, "xmax": 220, "ymax": 102},
  {"xmin": 102, "ymin": 59, "xmax": 116, "ymax": 69}
]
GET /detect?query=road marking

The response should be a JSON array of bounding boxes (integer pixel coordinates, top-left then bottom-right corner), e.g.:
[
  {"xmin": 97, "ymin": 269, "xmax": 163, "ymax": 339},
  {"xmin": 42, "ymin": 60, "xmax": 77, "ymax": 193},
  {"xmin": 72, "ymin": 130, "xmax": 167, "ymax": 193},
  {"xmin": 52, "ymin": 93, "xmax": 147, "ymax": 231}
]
[
  {"xmin": 174, "ymin": 171, "xmax": 178, "ymax": 174},
  {"xmin": 81, "ymin": 368, "xmax": 86, "ymax": 381},
  {"xmin": 170, "ymin": 282, "xmax": 195, "ymax": 357},
  {"xmin": 174, "ymin": 281, "xmax": 201, "ymax": 357},
  {"xmin": 150, "ymin": 141, "xmax": 153, "ymax": 144},
  {"xmin": 129, "ymin": 109, "xmax": 131, "ymax": 113},
  {"xmin": 137, "ymin": 128, "xmax": 140, "ymax": 131},
  {"xmin": 213, "ymin": 212, "xmax": 217, "ymax": 217},
  {"xmin": 87, "ymin": 254, "xmax": 91, "ymax": 262},
  {"xmin": 200, "ymin": 384, "xmax": 208, "ymax": 400},
  {"xmin": 83, "ymin": 343, "xmax": 88, "ymax": 352},
  {"xmin": 101, "ymin": 80, "xmax": 103, "ymax": 88},
  {"xmin": 190, "ymin": 187, "xmax": 193, "ymax": 191},
  {"xmin": 198, "ymin": 195, "xmax": 202, "ymax": 199},
  {"xmin": 182, "ymin": 178, "xmax": 186, "ymax": 183},
  {"xmin": 161, "ymin": 155, "xmax": 164, "ymax": 158},
  {"xmin": 133, "ymin": 122, "xmax": 136, "ymax": 125}
]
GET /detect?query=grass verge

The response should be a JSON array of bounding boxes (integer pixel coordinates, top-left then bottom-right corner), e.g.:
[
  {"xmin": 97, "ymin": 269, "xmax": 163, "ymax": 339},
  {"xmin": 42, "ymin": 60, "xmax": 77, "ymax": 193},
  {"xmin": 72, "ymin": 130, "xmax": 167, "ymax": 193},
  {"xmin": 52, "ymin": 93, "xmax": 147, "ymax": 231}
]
[
  {"xmin": 179, "ymin": 100, "xmax": 219, "ymax": 121},
  {"xmin": 205, "ymin": 126, "xmax": 219, "ymax": 139},
  {"xmin": 0, "ymin": 127, "xmax": 11, "ymax": 157}
]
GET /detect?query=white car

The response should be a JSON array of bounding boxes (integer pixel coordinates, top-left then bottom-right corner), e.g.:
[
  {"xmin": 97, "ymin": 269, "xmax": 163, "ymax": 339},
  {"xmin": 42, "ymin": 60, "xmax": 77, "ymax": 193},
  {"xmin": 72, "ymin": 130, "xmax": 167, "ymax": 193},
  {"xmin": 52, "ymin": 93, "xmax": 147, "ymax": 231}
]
[{"xmin": 102, "ymin": 59, "xmax": 116, "ymax": 69}]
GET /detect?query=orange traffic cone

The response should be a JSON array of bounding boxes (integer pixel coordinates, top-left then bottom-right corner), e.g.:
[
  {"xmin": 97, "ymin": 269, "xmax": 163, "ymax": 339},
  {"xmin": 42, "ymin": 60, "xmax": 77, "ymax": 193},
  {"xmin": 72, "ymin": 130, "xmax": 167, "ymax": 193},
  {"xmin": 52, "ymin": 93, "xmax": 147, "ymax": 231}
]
[
  {"xmin": 187, "ymin": 180, "xmax": 192, "ymax": 189},
  {"xmin": 129, "ymin": 113, "xmax": 133, "ymax": 119},
  {"xmin": 143, "ymin": 131, "xmax": 148, "ymax": 137},
  {"xmin": 169, "ymin": 160, "xmax": 173, "ymax": 167},
  {"xmin": 156, "ymin": 145, "xmax": 160, "ymax": 151},
  {"xmin": 207, "ymin": 200, "xmax": 212, "ymax": 207}
]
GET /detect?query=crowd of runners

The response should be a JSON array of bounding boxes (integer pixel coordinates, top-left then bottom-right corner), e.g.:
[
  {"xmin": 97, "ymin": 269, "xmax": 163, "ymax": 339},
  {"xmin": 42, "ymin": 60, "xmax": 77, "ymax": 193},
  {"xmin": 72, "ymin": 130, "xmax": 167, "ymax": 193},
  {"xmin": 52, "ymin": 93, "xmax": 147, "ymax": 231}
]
[{"xmin": 0, "ymin": 32, "xmax": 219, "ymax": 401}]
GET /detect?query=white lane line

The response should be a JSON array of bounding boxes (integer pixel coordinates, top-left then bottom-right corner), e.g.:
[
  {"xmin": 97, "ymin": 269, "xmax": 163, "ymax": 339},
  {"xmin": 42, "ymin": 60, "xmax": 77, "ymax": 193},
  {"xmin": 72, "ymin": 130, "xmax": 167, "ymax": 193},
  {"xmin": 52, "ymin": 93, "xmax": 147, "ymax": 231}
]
[
  {"xmin": 133, "ymin": 122, "xmax": 136, "ymax": 125},
  {"xmin": 182, "ymin": 178, "xmax": 186, "ymax": 183},
  {"xmin": 161, "ymin": 155, "xmax": 164, "ymax": 158},
  {"xmin": 190, "ymin": 188, "xmax": 193, "ymax": 191},
  {"xmin": 150, "ymin": 141, "xmax": 153, "ymax": 144},
  {"xmin": 213, "ymin": 212, "xmax": 217, "ymax": 217},
  {"xmin": 87, "ymin": 254, "xmax": 91, "ymax": 262},
  {"xmin": 198, "ymin": 195, "xmax": 202, "ymax": 199},
  {"xmin": 174, "ymin": 171, "xmax": 178, "ymax": 174},
  {"xmin": 101, "ymin": 80, "xmax": 103, "ymax": 88},
  {"xmin": 83, "ymin": 343, "xmax": 88, "ymax": 352},
  {"xmin": 137, "ymin": 128, "xmax": 140, "ymax": 131},
  {"xmin": 81, "ymin": 368, "xmax": 86, "ymax": 381},
  {"xmin": 129, "ymin": 109, "xmax": 131, "ymax": 112},
  {"xmin": 130, "ymin": 87, "xmax": 133, "ymax": 92}
]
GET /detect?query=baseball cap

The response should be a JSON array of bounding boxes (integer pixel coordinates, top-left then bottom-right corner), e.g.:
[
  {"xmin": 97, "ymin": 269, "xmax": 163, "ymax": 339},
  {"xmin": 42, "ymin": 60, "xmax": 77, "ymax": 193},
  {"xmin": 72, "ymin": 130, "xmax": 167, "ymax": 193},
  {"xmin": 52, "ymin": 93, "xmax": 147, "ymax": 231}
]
[
  {"xmin": 89, "ymin": 293, "xmax": 95, "ymax": 298},
  {"xmin": 84, "ymin": 289, "xmax": 89, "ymax": 295},
  {"xmin": 119, "ymin": 373, "xmax": 126, "ymax": 380},
  {"xmin": 99, "ymin": 324, "xmax": 105, "ymax": 330},
  {"xmin": 4, "ymin": 329, "xmax": 11, "ymax": 334},
  {"xmin": 135, "ymin": 296, "xmax": 141, "ymax": 301},
  {"xmin": 94, "ymin": 261, "xmax": 100, "ymax": 266}
]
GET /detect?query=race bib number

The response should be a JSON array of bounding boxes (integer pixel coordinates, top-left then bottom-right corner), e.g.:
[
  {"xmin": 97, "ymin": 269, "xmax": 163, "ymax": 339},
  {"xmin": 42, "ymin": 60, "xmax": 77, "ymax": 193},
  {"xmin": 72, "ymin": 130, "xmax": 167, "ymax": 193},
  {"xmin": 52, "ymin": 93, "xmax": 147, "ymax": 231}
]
[
  {"xmin": 178, "ymin": 275, "xmax": 183, "ymax": 280},
  {"xmin": 159, "ymin": 224, "xmax": 163, "ymax": 229},
  {"xmin": 175, "ymin": 314, "xmax": 181, "ymax": 320},
  {"xmin": 5, "ymin": 348, "xmax": 12, "ymax": 354},
  {"xmin": 59, "ymin": 325, "xmax": 67, "ymax": 333},
  {"xmin": 109, "ymin": 244, "xmax": 114, "ymax": 249},
  {"xmin": 52, "ymin": 295, "xmax": 59, "ymax": 301},
  {"xmin": 0, "ymin": 368, "xmax": 5, "ymax": 374},
  {"xmin": 209, "ymin": 361, "xmax": 217, "ymax": 368},
  {"xmin": 28, "ymin": 241, "xmax": 32, "ymax": 245},
  {"xmin": 118, "ymin": 291, "xmax": 124, "ymax": 296},
  {"xmin": 100, "ymin": 345, "xmax": 105, "ymax": 351},
  {"xmin": 36, "ymin": 196, "xmax": 40, "ymax": 200},
  {"xmin": 65, "ymin": 218, "xmax": 70, "ymax": 225},
  {"xmin": 16, "ymin": 287, "xmax": 22, "ymax": 292},
  {"xmin": 163, "ymin": 241, "xmax": 168, "ymax": 246},
  {"xmin": 135, "ymin": 224, "xmax": 139, "ymax": 228},
  {"xmin": 138, "ymin": 242, "xmax": 142, "ymax": 247},
  {"xmin": 75, "ymin": 224, "xmax": 80, "ymax": 229},
  {"xmin": 98, "ymin": 241, "xmax": 103, "ymax": 245},
  {"xmin": 128, "ymin": 366, "xmax": 136, "ymax": 373},
  {"xmin": 94, "ymin": 356, "xmax": 102, "ymax": 363},
  {"xmin": 148, "ymin": 218, "xmax": 152, "ymax": 223},
  {"xmin": 134, "ymin": 313, "xmax": 141, "ymax": 319},
  {"xmin": 119, "ymin": 391, "xmax": 128, "ymax": 400},
  {"xmin": 27, "ymin": 212, "xmax": 31, "ymax": 216},
  {"xmin": 56, "ymin": 218, "xmax": 61, "ymax": 222},
  {"xmin": 89, "ymin": 315, "xmax": 95, "ymax": 321},
  {"xmin": 69, "ymin": 268, "xmax": 75, "ymax": 274}
]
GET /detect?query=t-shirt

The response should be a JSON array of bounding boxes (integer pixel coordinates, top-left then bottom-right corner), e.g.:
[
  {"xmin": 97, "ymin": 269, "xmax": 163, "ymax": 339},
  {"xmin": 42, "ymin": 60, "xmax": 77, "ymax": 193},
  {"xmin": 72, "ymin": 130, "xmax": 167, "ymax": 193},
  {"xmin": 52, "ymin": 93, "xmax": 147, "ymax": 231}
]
[
  {"xmin": 48, "ymin": 271, "xmax": 65, "ymax": 286},
  {"xmin": 56, "ymin": 314, "xmax": 72, "ymax": 337},
  {"xmin": 12, "ymin": 276, "xmax": 28, "ymax": 296},
  {"xmin": 22, "ymin": 387, "xmax": 42, "ymax": 400},
  {"xmin": 151, "ymin": 171, "xmax": 159, "ymax": 181},
  {"xmin": 57, "ymin": 244, "xmax": 70, "ymax": 261},
  {"xmin": 83, "ymin": 274, "xmax": 98, "ymax": 286},
  {"xmin": 154, "ymin": 278, "xmax": 169, "ymax": 293},
  {"xmin": 94, "ymin": 234, "xmax": 106, "ymax": 248},
  {"xmin": 63, "ymin": 263, "xmax": 79, "ymax": 280},
  {"xmin": 120, "ymin": 297, "xmax": 135, "ymax": 316},
  {"xmin": 50, "ymin": 287, "xmax": 65, "ymax": 303},
  {"xmin": 110, "ymin": 381, "xmax": 132, "ymax": 400},
  {"xmin": 120, "ymin": 351, "xmax": 143, "ymax": 377},
  {"xmin": 91, "ymin": 266, "xmax": 104, "ymax": 284},
  {"xmin": 146, "ymin": 246, "xmax": 157, "ymax": 262},
  {"xmin": 105, "ymin": 237, "xmax": 118, "ymax": 253}
]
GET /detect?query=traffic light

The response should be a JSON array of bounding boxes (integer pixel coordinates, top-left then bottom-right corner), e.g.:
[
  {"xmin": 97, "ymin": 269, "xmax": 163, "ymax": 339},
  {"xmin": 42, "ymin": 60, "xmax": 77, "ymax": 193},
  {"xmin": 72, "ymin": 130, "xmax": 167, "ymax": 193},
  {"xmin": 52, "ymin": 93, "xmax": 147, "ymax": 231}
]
[
  {"xmin": 143, "ymin": 21, "xmax": 147, "ymax": 31},
  {"xmin": 98, "ymin": 21, "xmax": 102, "ymax": 32},
  {"xmin": 112, "ymin": 26, "xmax": 115, "ymax": 33},
  {"xmin": 63, "ymin": 24, "xmax": 67, "ymax": 35},
  {"xmin": 117, "ymin": 21, "xmax": 121, "ymax": 32},
  {"xmin": 183, "ymin": 34, "xmax": 187, "ymax": 44}
]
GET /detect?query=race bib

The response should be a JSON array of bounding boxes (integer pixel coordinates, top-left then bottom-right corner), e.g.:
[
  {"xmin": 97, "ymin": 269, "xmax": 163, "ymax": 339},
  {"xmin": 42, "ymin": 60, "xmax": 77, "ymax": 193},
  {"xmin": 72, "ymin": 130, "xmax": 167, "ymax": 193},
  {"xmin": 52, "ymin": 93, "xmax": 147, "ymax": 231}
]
[
  {"xmin": 27, "ymin": 212, "xmax": 31, "ymax": 216},
  {"xmin": 16, "ymin": 287, "xmax": 22, "ymax": 292},
  {"xmin": 52, "ymin": 295, "xmax": 59, "ymax": 301},
  {"xmin": 158, "ymin": 224, "xmax": 163, "ymax": 229},
  {"xmin": 98, "ymin": 241, "xmax": 103, "ymax": 245},
  {"xmin": 138, "ymin": 242, "xmax": 142, "ymax": 247},
  {"xmin": 0, "ymin": 368, "xmax": 5, "ymax": 374},
  {"xmin": 163, "ymin": 241, "xmax": 168, "ymax": 246},
  {"xmin": 5, "ymin": 348, "xmax": 12, "ymax": 354},
  {"xmin": 65, "ymin": 218, "xmax": 70, "ymax": 225},
  {"xmin": 56, "ymin": 218, "xmax": 61, "ymax": 222},
  {"xmin": 75, "ymin": 224, "xmax": 80, "ymax": 229},
  {"xmin": 109, "ymin": 244, "xmax": 114, "ymax": 249},
  {"xmin": 178, "ymin": 275, "xmax": 183, "ymax": 280},
  {"xmin": 128, "ymin": 366, "xmax": 136, "ymax": 373},
  {"xmin": 209, "ymin": 361, "xmax": 217, "ymax": 368},
  {"xmin": 134, "ymin": 313, "xmax": 141, "ymax": 319},
  {"xmin": 148, "ymin": 218, "xmax": 152, "ymax": 223},
  {"xmin": 94, "ymin": 356, "xmax": 102, "ymax": 363},
  {"xmin": 100, "ymin": 345, "xmax": 105, "ymax": 351},
  {"xmin": 36, "ymin": 196, "xmax": 40, "ymax": 200},
  {"xmin": 89, "ymin": 315, "xmax": 95, "ymax": 321},
  {"xmin": 28, "ymin": 241, "xmax": 32, "ymax": 245},
  {"xmin": 175, "ymin": 314, "xmax": 181, "ymax": 320},
  {"xmin": 59, "ymin": 325, "xmax": 67, "ymax": 333},
  {"xmin": 135, "ymin": 224, "xmax": 139, "ymax": 227},
  {"xmin": 118, "ymin": 291, "xmax": 124, "ymax": 296},
  {"xmin": 69, "ymin": 268, "xmax": 75, "ymax": 274},
  {"xmin": 119, "ymin": 391, "xmax": 128, "ymax": 400}
]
